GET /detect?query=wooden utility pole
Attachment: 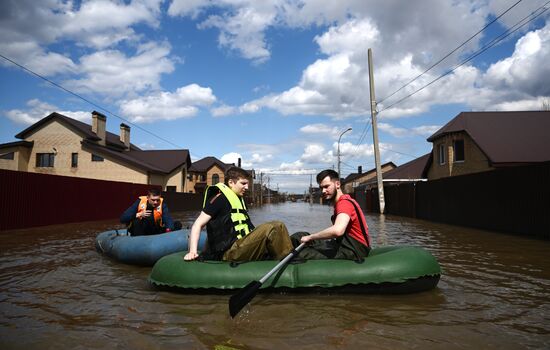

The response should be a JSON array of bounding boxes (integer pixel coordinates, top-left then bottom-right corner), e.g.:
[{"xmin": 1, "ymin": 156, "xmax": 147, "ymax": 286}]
[
  {"xmin": 309, "ymin": 174, "xmax": 313, "ymax": 205},
  {"xmin": 260, "ymin": 172, "xmax": 263, "ymax": 206},
  {"xmin": 368, "ymin": 48, "xmax": 385, "ymax": 214}
]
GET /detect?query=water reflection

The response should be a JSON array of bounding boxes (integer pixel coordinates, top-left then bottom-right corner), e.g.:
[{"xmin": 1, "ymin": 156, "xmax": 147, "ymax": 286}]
[{"xmin": 1, "ymin": 202, "xmax": 549, "ymax": 349}]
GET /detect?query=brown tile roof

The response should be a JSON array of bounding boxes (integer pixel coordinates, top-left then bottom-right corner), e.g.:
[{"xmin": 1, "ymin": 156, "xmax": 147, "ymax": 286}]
[
  {"xmin": 0, "ymin": 140, "xmax": 34, "ymax": 150},
  {"xmin": 15, "ymin": 111, "xmax": 141, "ymax": 151},
  {"xmin": 427, "ymin": 111, "xmax": 550, "ymax": 165},
  {"xmin": 342, "ymin": 161, "xmax": 396, "ymax": 184},
  {"xmin": 14, "ymin": 111, "xmax": 190, "ymax": 174},
  {"xmin": 189, "ymin": 156, "xmax": 232, "ymax": 172},
  {"xmin": 379, "ymin": 153, "xmax": 430, "ymax": 180},
  {"xmin": 127, "ymin": 149, "xmax": 191, "ymax": 174}
]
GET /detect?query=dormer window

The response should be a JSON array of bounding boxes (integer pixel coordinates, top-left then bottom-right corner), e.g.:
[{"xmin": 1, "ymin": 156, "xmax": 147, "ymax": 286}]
[{"xmin": 453, "ymin": 139, "xmax": 465, "ymax": 162}]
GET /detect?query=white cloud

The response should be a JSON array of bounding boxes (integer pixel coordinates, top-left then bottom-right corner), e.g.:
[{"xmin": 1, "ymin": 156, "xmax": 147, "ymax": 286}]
[
  {"xmin": 300, "ymin": 144, "xmax": 334, "ymax": 164},
  {"xmin": 0, "ymin": 0, "xmax": 163, "ymax": 77},
  {"xmin": 378, "ymin": 123, "xmax": 442, "ymax": 138},
  {"xmin": 198, "ymin": 5, "xmax": 275, "ymax": 63},
  {"xmin": 483, "ymin": 24, "xmax": 550, "ymax": 98},
  {"xmin": 221, "ymin": 152, "xmax": 243, "ymax": 166},
  {"xmin": 168, "ymin": 0, "xmax": 210, "ymax": 18},
  {"xmin": 211, "ymin": 105, "xmax": 237, "ymax": 117},
  {"xmin": 4, "ymin": 99, "xmax": 89, "ymax": 125},
  {"xmin": 299, "ymin": 123, "xmax": 343, "ymax": 138},
  {"xmin": 120, "ymin": 84, "xmax": 216, "ymax": 123},
  {"xmin": 65, "ymin": 41, "xmax": 175, "ymax": 97}
]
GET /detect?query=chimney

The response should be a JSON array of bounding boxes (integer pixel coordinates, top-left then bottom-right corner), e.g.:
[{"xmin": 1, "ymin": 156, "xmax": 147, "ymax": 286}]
[
  {"xmin": 91, "ymin": 111, "xmax": 106, "ymax": 146},
  {"xmin": 238, "ymin": 158, "xmax": 242, "ymax": 168},
  {"xmin": 120, "ymin": 123, "xmax": 130, "ymax": 150},
  {"xmin": 358, "ymin": 165, "xmax": 362, "ymax": 174}
]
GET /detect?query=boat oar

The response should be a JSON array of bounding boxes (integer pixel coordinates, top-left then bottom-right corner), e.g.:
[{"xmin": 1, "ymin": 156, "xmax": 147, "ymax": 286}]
[{"xmin": 229, "ymin": 243, "xmax": 306, "ymax": 318}]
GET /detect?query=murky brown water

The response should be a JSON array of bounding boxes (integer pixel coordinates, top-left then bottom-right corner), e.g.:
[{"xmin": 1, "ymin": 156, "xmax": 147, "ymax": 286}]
[{"xmin": 1, "ymin": 202, "xmax": 549, "ymax": 349}]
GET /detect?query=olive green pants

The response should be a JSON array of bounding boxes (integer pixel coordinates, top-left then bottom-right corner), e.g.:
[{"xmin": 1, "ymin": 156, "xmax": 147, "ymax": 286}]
[
  {"xmin": 223, "ymin": 221, "xmax": 293, "ymax": 262},
  {"xmin": 290, "ymin": 231, "xmax": 370, "ymax": 260}
]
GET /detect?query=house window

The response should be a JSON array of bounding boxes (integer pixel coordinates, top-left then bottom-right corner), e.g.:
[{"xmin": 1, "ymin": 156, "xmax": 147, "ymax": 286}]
[
  {"xmin": 453, "ymin": 140, "xmax": 465, "ymax": 162},
  {"xmin": 71, "ymin": 153, "xmax": 78, "ymax": 167},
  {"xmin": 166, "ymin": 186, "xmax": 176, "ymax": 192},
  {"xmin": 212, "ymin": 174, "xmax": 220, "ymax": 185},
  {"xmin": 438, "ymin": 144, "xmax": 446, "ymax": 165},
  {"xmin": 199, "ymin": 174, "xmax": 206, "ymax": 182},
  {"xmin": 36, "ymin": 153, "xmax": 55, "ymax": 167},
  {"xmin": 0, "ymin": 152, "xmax": 14, "ymax": 160},
  {"xmin": 187, "ymin": 173, "xmax": 193, "ymax": 181},
  {"xmin": 91, "ymin": 154, "xmax": 104, "ymax": 162}
]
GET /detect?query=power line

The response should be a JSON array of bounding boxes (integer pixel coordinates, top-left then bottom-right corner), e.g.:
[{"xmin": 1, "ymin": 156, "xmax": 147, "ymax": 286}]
[
  {"xmin": 0, "ymin": 53, "xmax": 184, "ymax": 150},
  {"xmin": 377, "ymin": 0, "xmax": 524, "ymax": 105},
  {"xmin": 379, "ymin": 1, "xmax": 550, "ymax": 113}
]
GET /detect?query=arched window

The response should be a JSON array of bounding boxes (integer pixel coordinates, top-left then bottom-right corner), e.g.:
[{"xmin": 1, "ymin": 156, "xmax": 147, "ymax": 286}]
[{"xmin": 212, "ymin": 174, "xmax": 220, "ymax": 185}]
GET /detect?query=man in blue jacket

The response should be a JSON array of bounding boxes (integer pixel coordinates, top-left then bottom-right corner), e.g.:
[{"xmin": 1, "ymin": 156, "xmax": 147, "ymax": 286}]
[{"xmin": 120, "ymin": 188, "xmax": 178, "ymax": 236}]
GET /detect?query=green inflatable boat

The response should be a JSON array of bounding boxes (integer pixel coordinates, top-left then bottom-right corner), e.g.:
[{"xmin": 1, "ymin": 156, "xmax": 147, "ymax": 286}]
[{"xmin": 148, "ymin": 245, "xmax": 442, "ymax": 294}]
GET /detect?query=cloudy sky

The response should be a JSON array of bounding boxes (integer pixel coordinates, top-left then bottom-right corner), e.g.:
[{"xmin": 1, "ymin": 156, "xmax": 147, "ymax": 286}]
[{"xmin": 1, "ymin": 0, "xmax": 549, "ymax": 193}]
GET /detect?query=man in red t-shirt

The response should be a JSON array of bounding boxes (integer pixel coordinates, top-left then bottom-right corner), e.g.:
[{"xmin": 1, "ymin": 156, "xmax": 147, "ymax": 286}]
[{"xmin": 290, "ymin": 169, "xmax": 371, "ymax": 260}]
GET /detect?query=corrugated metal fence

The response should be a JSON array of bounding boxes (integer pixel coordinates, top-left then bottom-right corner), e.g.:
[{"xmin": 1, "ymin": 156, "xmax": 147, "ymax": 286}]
[
  {"xmin": 355, "ymin": 162, "xmax": 550, "ymax": 238},
  {"xmin": 0, "ymin": 169, "xmax": 161, "ymax": 231}
]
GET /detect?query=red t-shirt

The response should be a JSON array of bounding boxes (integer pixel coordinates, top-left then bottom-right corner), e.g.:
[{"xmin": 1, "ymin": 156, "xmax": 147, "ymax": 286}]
[{"xmin": 334, "ymin": 194, "xmax": 370, "ymax": 247}]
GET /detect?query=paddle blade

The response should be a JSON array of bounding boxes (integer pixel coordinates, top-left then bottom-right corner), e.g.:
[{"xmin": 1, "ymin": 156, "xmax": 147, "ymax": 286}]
[{"xmin": 229, "ymin": 280, "xmax": 262, "ymax": 318}]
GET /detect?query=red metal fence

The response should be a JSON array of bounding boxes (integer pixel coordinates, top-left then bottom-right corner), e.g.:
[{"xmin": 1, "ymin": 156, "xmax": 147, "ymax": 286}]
[{"xmin": 0, "ymin": 169, "xmax": 161, "ymax": 231}]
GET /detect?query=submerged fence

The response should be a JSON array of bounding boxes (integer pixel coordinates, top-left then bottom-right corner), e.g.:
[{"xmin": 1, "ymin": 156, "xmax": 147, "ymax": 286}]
[
  {"xmin": 356, "ymin": 162, "xmax": 550, "ymax": 239},
  {"xmin": 0, "ymin": 169, "xmax": 161, "ymax": 231}
]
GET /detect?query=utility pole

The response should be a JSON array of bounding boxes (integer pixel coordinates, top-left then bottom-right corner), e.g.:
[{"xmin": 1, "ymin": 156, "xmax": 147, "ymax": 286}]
[
  {"xmin": 260, "ymin": 172, "xmax": 263, "ymax": 206},
  {"xmin": 309, "ymin": 173, "xmax": 313, "ymax": 205},
  {"xmin": 267, "ymin": 176, "xmax": 271, "ymax": 204},
  {"xmin": 368, "ymin": 48, "xmax": 385, "ymax": 214}
]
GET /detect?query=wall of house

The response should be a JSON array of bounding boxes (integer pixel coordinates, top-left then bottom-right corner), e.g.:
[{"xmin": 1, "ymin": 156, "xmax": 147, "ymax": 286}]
[
  {"xmin": 0, "ymin": 145, "xmax": 31, "ymax": 171},
  {"xmin": 343, "ymin": 163, "xmax": 396, "ymax": 194},
  {"xmin": 164, "ymin": 166, "xmax": 185, "ymax": 192},
  {"xmin": 185, "ymin": 165, "xmax": 226, "ymax": 193},
  {"xmin": 22, "ymin": 120, "xmax": 149, "ymax": 184},
  {"xmin": 206, "ymin": 165, "xmax": 225, "ymax": 185},
  {"xmin": 149, "ymin": 173, "xmax": 166, "ymax": 188},
  {"xmin": 428, "ymin": 132, "xmax": 492, "ymax": 180},
  {"xmin": 186, "ymin": 172, "xmax": 198, "ymax": 193}
]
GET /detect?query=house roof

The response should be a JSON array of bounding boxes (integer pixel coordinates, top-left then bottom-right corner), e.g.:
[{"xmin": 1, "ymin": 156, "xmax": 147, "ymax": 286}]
[
  {"xmin": 342, "ymin": 161, "xmax": 396, "ymax": 184},
  {"xmin": 82, "ymin": 140, "xmax": 191, "ymax": 174},
  {"xmin": 378, "ymin": 153, "xmax": 430, "ymax": 180},
  {"xmin": 15, "ymin": 111, "xmax": 141, "ymax": 151},
  {"xmin": 189, "ymin": 156, "xmax": 232, "ymax": 172},
  {"xmin": 0, "ymin": 140, "xmax": 34, "ymax": 150},
  {"xmin": 13, "ymin": 111, "xmax": 191, "ymax": 174},
  {"xmin": 427, "ymin": 111, "xmax": 550, "ymax": 165}
]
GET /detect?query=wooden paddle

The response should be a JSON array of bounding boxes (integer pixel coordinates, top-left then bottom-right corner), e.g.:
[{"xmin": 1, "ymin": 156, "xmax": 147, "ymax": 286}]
[{"xmin": 228, "ymin": 243, "xmax": 306, "ymax": 318}]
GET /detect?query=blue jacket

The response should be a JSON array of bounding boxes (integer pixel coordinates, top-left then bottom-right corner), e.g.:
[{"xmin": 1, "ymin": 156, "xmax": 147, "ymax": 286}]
[{"xmin": 120, "ymin": 199, "xmax": 175, "ymax": 230}]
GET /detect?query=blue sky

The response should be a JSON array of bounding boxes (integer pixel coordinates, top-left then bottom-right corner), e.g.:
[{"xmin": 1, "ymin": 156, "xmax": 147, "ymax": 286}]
[{"xmin": 1, "ymin": 0, "xmax": 549, "ymax": 193}]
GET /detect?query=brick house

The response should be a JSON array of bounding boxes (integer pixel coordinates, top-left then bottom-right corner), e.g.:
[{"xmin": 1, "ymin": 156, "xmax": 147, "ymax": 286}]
[
  {"xmin": 0, "ymin": 111, "xmax": 191, "ymax": 192},
  {"xmin": 186, "ymin": 156, "xmax": 232, "ymax": 194},
  {"xmin": 425, "ymin": 111, "xmax": 550, "ymax": 180},
  {"xmin": 341, "ymin": 162, "xmax": 396, "ymax": 194}
]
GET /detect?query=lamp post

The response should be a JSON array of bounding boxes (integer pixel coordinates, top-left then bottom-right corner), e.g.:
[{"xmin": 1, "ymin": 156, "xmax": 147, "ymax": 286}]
[{"xmin": 337, "ymin": 127, "xmax": 352, "ymax": 178}]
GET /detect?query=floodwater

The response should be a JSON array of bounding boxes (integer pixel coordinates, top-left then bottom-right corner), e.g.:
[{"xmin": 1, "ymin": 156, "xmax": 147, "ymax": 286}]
[{"xmin": 1, "ymin": 202, "xmax": 549, "ymax": 349}]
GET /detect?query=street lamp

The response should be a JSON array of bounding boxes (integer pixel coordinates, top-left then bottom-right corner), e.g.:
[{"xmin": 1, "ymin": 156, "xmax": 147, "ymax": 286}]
[{"xmin": 337, "ymin": 127, "xmax": 352, "ymax": 179}]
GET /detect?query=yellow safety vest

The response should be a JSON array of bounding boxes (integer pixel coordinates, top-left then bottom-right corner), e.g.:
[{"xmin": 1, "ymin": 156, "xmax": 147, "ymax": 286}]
[{"xmin": 204, "ymin": 183, "xmax": 252, "ymax": 240}]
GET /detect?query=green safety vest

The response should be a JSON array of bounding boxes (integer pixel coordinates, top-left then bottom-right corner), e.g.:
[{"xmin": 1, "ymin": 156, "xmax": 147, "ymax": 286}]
[{"xmin": 201, "ymin": 183, "xmax": 255, "ymax": 260}]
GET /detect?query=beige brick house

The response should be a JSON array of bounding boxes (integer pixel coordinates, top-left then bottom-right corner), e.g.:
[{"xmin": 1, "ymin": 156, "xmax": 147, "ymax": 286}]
[
  {"xmin": 341, "ymin": 162, "xmax": 396, "ymax": 194},
  {"xmin": 425, "ymin": 111, "xmax": 550, "ymax": 180},
  {"xmin": 0, "ymin": 111, "xmax": 191, "ymax": 191},
  {"xmin": 186, "ymin": 156, "xmax": 231, "ymax": 194}
]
